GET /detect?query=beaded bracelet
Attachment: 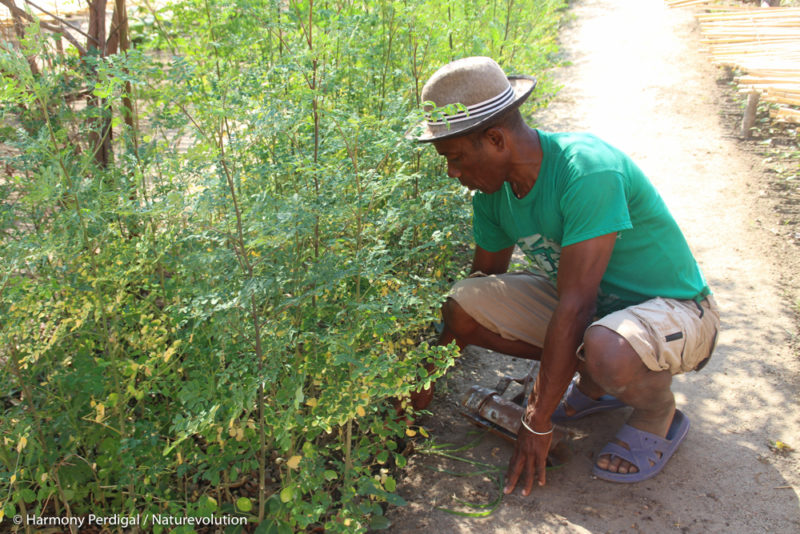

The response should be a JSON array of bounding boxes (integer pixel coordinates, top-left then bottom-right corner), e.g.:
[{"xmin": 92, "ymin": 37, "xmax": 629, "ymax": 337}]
[{"xmin": 520, "ymin": 417, "xmax": 554, "ymax": 436}]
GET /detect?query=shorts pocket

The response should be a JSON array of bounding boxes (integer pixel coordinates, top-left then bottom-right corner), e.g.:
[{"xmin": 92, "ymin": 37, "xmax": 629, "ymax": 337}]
[{"xmin": 628, "ymin": 298, "xmax": 689, "ymax": 374}]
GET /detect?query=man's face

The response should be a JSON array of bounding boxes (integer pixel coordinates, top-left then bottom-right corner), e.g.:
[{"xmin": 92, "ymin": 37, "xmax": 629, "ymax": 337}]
[{"xmin": 433, "ymin": 132, "xmax": 506, "ymax": 194}]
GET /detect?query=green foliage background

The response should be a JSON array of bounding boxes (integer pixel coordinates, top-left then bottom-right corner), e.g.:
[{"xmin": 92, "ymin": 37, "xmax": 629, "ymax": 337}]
[{"xmin": 0, "ymin": 0, "xmax": 566, "ymax": 531}]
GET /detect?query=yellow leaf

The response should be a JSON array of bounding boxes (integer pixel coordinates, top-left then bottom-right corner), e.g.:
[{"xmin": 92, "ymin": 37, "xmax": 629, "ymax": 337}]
[
  {"xmin": 235, "ymin": 427, "xmax": 244, "ymax": 441},
  {"xmin": 405, "ymin": 428, "xmax": 417, "ymax": 437},
  {"xmin": 287, "ymin": 455, "xmax": 302, "ymax": 470},
  {"xmin": 356, "ymin": 406, "xmax": 366, "ymax": 417},
  {"xmin": 10, "ymin": 474, "xmax": 16, "ymax": 485},
  {"xmin": 0, "ymin": 508, "xmax": 4, "ymax": 522},
  {"xmin": 17, "ymin": 436, "xmax": 27, "ymax": 452},
  {"xmin": 306, "ymin": 398, "xmax": 318, "ymax": 408},
  {"xmin": 95, "ymin": 403, "xmax": 105, "ymax": 423},
  {"xmin": 419, "ymin": 427, "xmax": 429, "ymax": 438}
]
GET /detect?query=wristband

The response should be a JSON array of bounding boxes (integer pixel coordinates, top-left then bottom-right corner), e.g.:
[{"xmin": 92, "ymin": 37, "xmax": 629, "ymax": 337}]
[{"xmin": 520, "ymin": 417, "xmax": 553, "ymax": 436}]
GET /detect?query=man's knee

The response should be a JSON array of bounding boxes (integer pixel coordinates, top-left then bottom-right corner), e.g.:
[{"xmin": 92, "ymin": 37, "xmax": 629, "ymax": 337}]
[
  {"xmin": 441, "ymin": 297, "xmax": 478, "ymax": 338},
  {"xmin": 582, "ymin": 325, "xmax": 644, "ymax": 395}
]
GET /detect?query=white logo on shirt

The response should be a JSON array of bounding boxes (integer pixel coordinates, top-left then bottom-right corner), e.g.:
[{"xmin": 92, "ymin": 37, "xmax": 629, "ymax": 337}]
[{"xmin": 517, "ymin": 234, "xmax": 561, "ymax": 282}]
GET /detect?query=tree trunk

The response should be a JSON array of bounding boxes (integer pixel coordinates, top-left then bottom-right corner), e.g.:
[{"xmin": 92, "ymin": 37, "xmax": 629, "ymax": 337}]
[
  {"xmin": 116, "ymin": 0, "xmax": 135, "ymax": 131},
  {"xmin": 87, "ymin": 0, "xmax": 113, "ymax": 168}
]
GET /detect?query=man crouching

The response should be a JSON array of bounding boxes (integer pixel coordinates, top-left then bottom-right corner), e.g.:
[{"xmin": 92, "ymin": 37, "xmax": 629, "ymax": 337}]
[{"xmin": 409, "ymin": 57, "xmax": 720, "ymax": 494}]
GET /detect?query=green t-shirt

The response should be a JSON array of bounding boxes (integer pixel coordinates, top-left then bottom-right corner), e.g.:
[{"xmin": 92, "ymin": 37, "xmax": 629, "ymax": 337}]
[{"xmin": 472, "ymin": 131, "xmax": 710, "ymax": 317}]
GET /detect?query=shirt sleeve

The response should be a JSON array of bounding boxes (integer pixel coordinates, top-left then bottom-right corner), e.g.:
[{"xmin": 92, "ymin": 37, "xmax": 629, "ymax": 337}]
[
  {"xmin": 560, "ymin": 171, "xmax": 633, "ymax": 247},
  {"xmin": 472, "ymin": 192, "xmax": 516, "ymax": 252}
]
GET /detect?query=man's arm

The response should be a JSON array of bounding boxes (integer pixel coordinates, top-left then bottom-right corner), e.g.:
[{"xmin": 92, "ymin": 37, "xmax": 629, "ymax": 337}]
[
  {"xmin": 504, "ymin": 232, "xmax": 617, "ymax": 495},
  {"xmin": 530, "ymin": 232, "xmax": 617, "ymax": 426},
  {"xmin": 471, "ymin": 245, "xmax": 514, "ymax": 275}
]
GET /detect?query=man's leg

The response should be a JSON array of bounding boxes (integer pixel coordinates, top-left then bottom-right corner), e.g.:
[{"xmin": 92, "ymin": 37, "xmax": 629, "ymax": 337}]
[
  {"xmin": 440, "ymin": 298, "xmax": 543, "ymax": 359},
  {"xmin": 580, "ymin": 325, "xmax": 677, "ymax": 475},
  {"xmin": 410, "ymin": 298, "xmax": 543, "ymax": 410},
  {"xmin": 568, "ymin": 296, "xmax": 719, "ymax": 476},
  {"xmin": 410, "ymin": 272, "xmax": 557, "ymax": 410}
]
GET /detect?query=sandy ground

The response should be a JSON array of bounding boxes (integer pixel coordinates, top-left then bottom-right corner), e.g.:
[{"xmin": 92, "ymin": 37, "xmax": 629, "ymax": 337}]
[{"xmin": 383, "ymin": 1, "xmax": 800, "ymax": 532}]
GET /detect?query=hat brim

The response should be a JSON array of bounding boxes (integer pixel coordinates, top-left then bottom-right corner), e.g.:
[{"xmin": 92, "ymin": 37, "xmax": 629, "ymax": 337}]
[{"xmin": 409, "ymin": 75, "xmax": 537, "ymax": 143}]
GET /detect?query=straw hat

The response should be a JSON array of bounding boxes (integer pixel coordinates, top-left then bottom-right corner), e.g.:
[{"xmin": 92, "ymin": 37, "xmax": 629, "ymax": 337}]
[{"xmin": 411, "ymin": 56, "xmax": 536, "ymax": 143}]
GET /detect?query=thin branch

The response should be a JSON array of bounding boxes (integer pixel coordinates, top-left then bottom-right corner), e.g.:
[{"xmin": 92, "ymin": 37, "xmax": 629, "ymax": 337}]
[
  {"xmin": 0, "ymin": 0, "xmax": 88, "ymax": 55},
  {"xmin": 140, "ymin": 0, "xmax": 176, "ymax": 55}
]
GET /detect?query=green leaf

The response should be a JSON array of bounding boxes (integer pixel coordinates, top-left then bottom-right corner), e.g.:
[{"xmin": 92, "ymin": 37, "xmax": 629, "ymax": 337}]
[
  {"xmin": 197, "ymin": 495, "xmax": 218, "ymax": 515},
  {"xmin": 279, "ymin": 486, "xmax": 294, "ymax": 504},
  {"xmin": 236, "ymin": 497, "xmax": 252, "ymax": 512},
  {"xmin": 369, "ymin": 514, "xmax": 392, "ymax": 530},
  {"xmin": 92, "ymin": 85, "xmax": 112, "ymax": 98},
  {"xmin": 3, "ymin": 502, "xmax": 17, "ymax": 520}
]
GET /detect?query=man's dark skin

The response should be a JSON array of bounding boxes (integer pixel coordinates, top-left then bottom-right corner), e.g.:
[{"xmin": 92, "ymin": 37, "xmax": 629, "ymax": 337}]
[{"xmin": 421, "ymin": 113, "xmax": 678, "ymax": 496}]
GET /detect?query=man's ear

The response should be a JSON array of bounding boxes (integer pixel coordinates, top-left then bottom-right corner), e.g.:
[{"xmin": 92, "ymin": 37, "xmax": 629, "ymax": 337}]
[{"xmin": 484, "ymin": 127, "xmax": 506, "ymax": 151}]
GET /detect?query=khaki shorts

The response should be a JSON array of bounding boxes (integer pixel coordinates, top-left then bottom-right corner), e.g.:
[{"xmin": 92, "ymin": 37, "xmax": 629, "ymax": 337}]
[{"xmin": 449, "ymin": 271, "xmax": 720, "ymax": 375}]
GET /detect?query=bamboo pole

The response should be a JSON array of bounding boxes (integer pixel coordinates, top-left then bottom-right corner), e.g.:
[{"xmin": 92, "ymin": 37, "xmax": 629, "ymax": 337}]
[
  {"xmin": 698, "ymin": 8, "xmax": 800, "ymax": 20},
  {"xmin": 771, "ymin": 107, "xmax": 800, "ymax": 123}
]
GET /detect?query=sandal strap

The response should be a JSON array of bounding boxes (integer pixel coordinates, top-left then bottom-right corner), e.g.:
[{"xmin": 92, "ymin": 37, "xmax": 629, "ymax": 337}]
[
  {"xmin": 602, "ymin": 426, "xmax": 668, "ymax": 467},
  {"xmin": 559, "ymin": 379, "xmax": 597, "ymax": 412}
]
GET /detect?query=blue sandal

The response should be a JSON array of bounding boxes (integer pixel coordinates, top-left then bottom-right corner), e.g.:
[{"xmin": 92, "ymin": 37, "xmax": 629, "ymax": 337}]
[
  {"xmin": 551, "ymin": 378, "xmax": 626, "ymax": 423},
  {"xmin": 592, "ymin": 409, "xmax": 690, "ymax": 483}
]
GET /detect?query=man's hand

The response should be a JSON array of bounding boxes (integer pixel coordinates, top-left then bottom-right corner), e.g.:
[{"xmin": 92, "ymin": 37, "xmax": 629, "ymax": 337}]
[
  {"xmin": 503, "ymin": 424, "xmax": 553, "ymax": 495},
  {"xmin": 503, "ymin": 232, "xmax": 619, "ymax": 495}
]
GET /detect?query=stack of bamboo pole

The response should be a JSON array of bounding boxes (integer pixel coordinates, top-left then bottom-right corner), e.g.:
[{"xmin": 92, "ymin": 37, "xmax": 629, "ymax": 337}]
[{"xmin": 668, "ymin": 2, "xmax": 800, "ymax": 125}]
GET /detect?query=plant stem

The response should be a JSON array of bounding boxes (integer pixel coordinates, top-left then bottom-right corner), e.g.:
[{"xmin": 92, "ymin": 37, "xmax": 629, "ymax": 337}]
[{"xmin": 378, "ymin": 3, "xmax": 395, "ymax": 119}]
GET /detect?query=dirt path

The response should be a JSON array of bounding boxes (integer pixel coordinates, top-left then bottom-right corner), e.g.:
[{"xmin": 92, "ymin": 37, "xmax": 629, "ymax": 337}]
[{"xmin": 384, "ymin": 1, "xmax": 800, "ymax": 532}]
